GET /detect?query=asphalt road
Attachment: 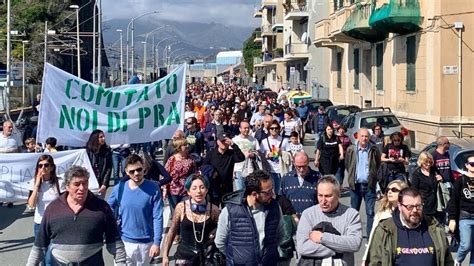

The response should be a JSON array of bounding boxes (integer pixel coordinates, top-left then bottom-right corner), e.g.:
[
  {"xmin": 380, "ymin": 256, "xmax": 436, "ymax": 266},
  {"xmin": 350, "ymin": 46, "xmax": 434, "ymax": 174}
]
[{"xmin": 0, "ymin": 134, "xmax": 463, "ymax": 265}]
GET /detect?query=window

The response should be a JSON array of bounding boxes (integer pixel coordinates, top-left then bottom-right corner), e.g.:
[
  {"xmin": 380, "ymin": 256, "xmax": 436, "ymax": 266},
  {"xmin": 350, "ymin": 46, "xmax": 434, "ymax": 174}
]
[
  {"xmin": 353, "ymin": 48, "xmax": 360, "ymax": 90},
  {"xmin": 360, "ymin": 115, "xmax": 401, "ymax": 129},
  {"xmin": 376, "ymin": 43, "xmax": 384, "ymax": 91},
  {"xmin": 406, "ymin": 36, "xmax": 416, "ymax": 91},
  {"xmin": 336, "ymin": 52, "xmax": 342, "ymax": 88}
]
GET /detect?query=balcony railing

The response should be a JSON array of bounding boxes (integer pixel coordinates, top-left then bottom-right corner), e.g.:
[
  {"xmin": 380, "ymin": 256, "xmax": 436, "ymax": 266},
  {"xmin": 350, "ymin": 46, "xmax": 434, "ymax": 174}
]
[
  {"xmin": 284, "ymin": 43, "xmax": 309, "ymax": 58},
  {"xmin": 253, "ymin": 57, "xmax": 263, "ymax": 65},
  {"xmin": 263, "ymin": 52, "xmax": 273, "ymax": 62},
  {"xmin": 261, "ymin": 25, "xmax": 275, "ymax": 36}
]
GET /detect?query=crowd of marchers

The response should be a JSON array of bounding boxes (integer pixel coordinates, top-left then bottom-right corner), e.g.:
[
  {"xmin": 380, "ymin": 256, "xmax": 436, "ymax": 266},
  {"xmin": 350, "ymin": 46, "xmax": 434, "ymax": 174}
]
[{"xmin": 0, "ymin": 81, "xmax": 472, "ymax": 266}]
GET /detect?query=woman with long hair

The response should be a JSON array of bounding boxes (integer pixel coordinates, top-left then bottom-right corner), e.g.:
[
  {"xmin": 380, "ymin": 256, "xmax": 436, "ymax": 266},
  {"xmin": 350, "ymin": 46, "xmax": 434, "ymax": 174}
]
[
  {"xmin": 28, "ymin": 154, "xmax": 61, "ymax": 265},
  {"xmin": 86, "ymin": 129, "xmax": 112, "ymax": 197},
  {"xmin": 362, "ymin": 179, "xmax": 408, "ymax": 265},
  {"xmin": 314, "ymin": 124, "xmax": 344, "ymax": 175},
  {"xmin": 162, "ymin": 174, "xmax": 220, "ymax": 266}
]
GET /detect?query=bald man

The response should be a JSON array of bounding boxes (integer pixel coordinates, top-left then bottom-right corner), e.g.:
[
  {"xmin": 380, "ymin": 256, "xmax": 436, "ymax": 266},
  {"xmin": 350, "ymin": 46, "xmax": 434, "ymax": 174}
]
[
  {"xmin": 281, "ymin": 151, "xmax": 321, "ymax": 216},
  {"xmin": 432, "ymin": 136, "xmax": 453, "ymax": 184},
  {"xmin": 345, "ymin": 128, "xmax": 381, "ymax": 237},
  {"xmin": 0, "ymin": 121, "xmax": 19, "ymax": 153},
  {"xmin": 163, "ymin": 130, "xmax": 185, "ymax": 165}
]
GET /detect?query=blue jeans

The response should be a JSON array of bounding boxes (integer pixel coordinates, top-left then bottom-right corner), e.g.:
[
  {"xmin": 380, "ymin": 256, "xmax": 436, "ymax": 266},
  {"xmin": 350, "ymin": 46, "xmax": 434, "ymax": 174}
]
[
  {"xmin": 234, "ymin": 171, "xmax": 245, "ymax": 191},
  {"xmin": 34, "ymin": 223, "xmax": 54, "ymax": 266},
  {"xmin": 350, "ymin": 183, "xmax": 376, "ymax": 237},
  {"xmin": 335, "ymin": 159, "xmax": 345, "ymax": 186},
  {"xmin": 271, "ymin": 172, "xmax": 281, "ymax": 195},
  {"xmin": 112, "ymin": 153, "xmax": 126, "ymax": 181},
  {"xmin": 457, "ymin": 218, "xmax": 474, "ymax": 264}
]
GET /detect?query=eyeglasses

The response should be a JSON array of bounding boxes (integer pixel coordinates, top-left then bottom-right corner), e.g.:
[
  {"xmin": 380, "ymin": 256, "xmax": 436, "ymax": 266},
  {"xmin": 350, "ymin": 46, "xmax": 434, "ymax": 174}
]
[
  {"xmin": 128, "ymin": 168, "xmax": 143, "ymax": 174},
  {"xmin": 466, "ymin": 162, "xmax": 474, "ymax": 167},
  {"xmin": 259, "ymin": 188, "xmax": 274, "ymax": 196},
  {"xmin": 269, "ymin": 127, "xmax": 279, "ymax": 130},
  {"xmin": 393, "ymin": 139, "xmax": 401, "ymax": 142},
  {"xmin": 400, "ymin": 203, "xmax": 423, "ymax": 211},
  {"xmin": 294, "ymin": 165, "xmax": 307, "ymax": 169},
  {"xmin": 387, "ymin": 187, "xmax": 401, "ymax": 193},
  {"xmin": 38, "ymin": 163, "xmax": 51, "ymax": 168}
]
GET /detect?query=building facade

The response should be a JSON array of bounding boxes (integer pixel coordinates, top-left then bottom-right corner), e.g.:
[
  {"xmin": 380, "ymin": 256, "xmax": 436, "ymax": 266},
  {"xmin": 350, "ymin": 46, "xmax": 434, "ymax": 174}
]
[{"xmin": 314, "ymin": 0, "xmax": 474, "ymax": 149}]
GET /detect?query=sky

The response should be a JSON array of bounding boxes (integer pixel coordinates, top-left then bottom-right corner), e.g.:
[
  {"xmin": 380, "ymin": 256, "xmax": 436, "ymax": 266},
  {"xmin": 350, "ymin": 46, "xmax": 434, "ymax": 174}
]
[{"xmin": 102, "ymin": 0, "xmax": 260, "ymax": 28}]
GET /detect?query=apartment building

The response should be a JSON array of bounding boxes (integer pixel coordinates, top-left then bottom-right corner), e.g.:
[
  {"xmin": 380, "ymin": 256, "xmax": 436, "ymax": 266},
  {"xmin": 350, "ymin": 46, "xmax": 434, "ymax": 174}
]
[
  {"xmin": 314, "ymin": 0, "xmax": 474, "ymax": 148},
  {"xmin": 254, "ymin": 0, "xmax": 287, "ymax": 91},
  {"xmin": 254, "ymin": 0, "xmax": 331, "ymax": 95}
]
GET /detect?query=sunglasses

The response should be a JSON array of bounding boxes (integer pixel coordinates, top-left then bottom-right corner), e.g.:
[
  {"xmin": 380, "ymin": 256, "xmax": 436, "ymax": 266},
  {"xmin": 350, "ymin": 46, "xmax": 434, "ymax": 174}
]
[
  {"xmin": 466, "ymin": 162, "xmax": 474, "ymax": 167},
  {"xmin": 269, "ymin": 127, "xmax": 279, "ymax": 130},
  {"xmin": 387, "ymin": 187, "xmax": 401, "ymax": 193},
  {"xmin": 128, "ymin": 168, "xmax": 143, "ymax": 174},
  {"xmin": 186, "ymin": 122, "xmax": 193, "ymax": 125},
  {"xmin": 38, "ymin": 163, "xmax": 51, "ymax": 168}
]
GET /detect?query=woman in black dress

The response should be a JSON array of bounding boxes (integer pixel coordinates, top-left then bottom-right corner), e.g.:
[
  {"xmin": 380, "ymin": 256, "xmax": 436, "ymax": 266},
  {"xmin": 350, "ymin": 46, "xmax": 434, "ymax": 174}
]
[
  {"xmin": 314, "ymin": 124, "xmax": 344, "ymax": 175},
  {"xmin": 162, "ymin": 174, "xmax": 220, "ymax": 266}
]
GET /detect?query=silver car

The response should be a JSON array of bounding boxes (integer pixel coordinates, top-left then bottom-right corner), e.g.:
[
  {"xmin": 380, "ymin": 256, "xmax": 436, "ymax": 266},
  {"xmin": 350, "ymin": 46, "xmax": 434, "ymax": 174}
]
[
  {"xmin": 340, "ymin": 107, "xmax": 412, "ymax": 147},
  {"xmin": 408, "ymin": 137, "xmax": 474, "ymax": 179}
]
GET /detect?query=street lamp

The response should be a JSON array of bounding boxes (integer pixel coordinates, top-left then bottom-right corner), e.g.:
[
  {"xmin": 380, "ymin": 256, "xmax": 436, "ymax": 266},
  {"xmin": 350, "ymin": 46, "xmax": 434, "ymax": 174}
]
[
  {"xmin": 142, "ymin": 26, "xmax": 167, "ymax": 83},
  {"xmin": 116, "ymin": 29, "xmax": 123, "ymax": 85},
  {"xmin": 155, "ymin": 36, "xmax": 175, "ymax": 71},
  {"xmin": 70, "ymin": 4, "xmax": 81, "ymax": 78},
  {"xmin": 126, "ymin": 11, "xmax": 160, "ymax": 81},
  {"xmin": 22, "ymin": 40, "xmax": 29, "ymax": 107}
]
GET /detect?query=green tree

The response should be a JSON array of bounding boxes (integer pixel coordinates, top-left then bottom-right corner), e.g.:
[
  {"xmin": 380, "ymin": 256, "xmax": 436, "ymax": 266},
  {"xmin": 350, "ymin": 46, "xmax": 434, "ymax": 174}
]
[{"xmin": 242, "ymin": 28, "xmax": 262, "ymax": 77}]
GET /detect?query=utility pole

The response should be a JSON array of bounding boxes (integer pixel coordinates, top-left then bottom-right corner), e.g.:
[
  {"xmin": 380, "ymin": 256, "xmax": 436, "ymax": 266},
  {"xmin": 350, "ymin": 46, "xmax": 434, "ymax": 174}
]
[
  {"xmin": 97, "ymin": 0, "xmax": 102, "ymax": 84},
  {"xmin": 5, "ymin": 0, "xmax": 11, "ymax": 116}
]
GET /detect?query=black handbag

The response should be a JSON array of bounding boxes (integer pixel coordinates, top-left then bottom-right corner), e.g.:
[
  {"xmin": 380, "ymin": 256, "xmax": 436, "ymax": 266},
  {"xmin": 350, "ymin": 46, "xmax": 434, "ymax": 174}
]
[{"xmin": 204, "ymin": 228, "xmax": 226, "ymax": 266}]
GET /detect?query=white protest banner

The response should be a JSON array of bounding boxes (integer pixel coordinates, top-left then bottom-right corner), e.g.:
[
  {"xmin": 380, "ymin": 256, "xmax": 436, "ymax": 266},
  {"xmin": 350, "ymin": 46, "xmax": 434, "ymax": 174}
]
[
  {"xmin": 37, "ymin": 63, "xmax": 186, "ymax": 146},
  {"xmin": 0, "ymin": 149, "xmax": 98, "ymax": 202}
]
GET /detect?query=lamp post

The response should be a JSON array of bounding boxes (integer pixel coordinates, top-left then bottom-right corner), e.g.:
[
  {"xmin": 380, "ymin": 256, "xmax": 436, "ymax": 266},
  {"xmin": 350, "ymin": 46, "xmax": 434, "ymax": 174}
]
[
  {"xmin": 155, "ymin": 36, "xmax": 175, "ymax": 70},
  {"xmin": 70, "ymin": 4, "xmax": 81, "ymax": 78},
  {"xmin": 5, "ymin": 0, "xmax": 11, "ymax": 116},
  {"xmin": 22, "ymin": 40, "xmax": 28, "ymax": 107},
  {"xmin": 125, "ymin": 11, "xmax": 159, "ymax": 81},
  {"xmin": 116, "ymin": 29, "xmax": 123, "ymax": 85},
  {"xmin": 142, "ymin": 26, "xmax": 167, "ymax": 83}
]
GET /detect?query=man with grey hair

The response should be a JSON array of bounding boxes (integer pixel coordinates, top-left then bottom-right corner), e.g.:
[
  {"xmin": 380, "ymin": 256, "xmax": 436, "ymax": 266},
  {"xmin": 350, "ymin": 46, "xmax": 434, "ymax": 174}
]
[
  {"xmin": 0, "ymin": 120, "xmax": 19, "ymax": 153},
  {"xmin": 27, "ymin": 166, "xmax": 126, "ymax": 265},
  {"xmin": 296, "ymin": 175, "xmax": 362, "ymax": 265}
]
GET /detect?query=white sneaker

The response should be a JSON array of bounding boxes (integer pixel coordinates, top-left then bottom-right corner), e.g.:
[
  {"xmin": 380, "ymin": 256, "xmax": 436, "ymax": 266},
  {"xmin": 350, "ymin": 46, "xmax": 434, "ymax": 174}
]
[{"xmin": 454, "ymin": 260, "xmax": 461, "ymax": 266}]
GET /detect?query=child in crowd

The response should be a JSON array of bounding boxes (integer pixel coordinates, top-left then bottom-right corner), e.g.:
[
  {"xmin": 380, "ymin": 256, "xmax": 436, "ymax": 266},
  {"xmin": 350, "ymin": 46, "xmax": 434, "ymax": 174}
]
[
  {"xmin": 23, "ymin": 137, "xmax": 41, "ymax": 153},
  {"xmin": 288, "ymin": 131, "xmax": 304, "ymax": 157},
  {"xmin": 44, "ymin": 137, "xmax": 58, "ymax": 153}
]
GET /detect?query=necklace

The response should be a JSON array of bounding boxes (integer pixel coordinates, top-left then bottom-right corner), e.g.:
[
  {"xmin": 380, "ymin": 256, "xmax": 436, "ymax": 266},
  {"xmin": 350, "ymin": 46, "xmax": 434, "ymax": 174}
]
[{"xmin": 191, "ymin": 201, "xmax": 207, "ymax": 244}]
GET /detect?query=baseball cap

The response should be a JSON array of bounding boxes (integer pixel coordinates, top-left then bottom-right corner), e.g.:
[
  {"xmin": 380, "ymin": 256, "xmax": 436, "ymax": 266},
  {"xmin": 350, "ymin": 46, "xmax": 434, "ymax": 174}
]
[{"xmin": 217, "ymin": 131, "xmax": 230, "ymax": 141}]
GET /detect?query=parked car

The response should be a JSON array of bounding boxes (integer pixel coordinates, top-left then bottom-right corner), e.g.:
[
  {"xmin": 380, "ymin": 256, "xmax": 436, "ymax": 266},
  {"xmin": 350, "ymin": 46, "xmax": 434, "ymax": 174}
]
[
  {"xmin": 340, "ymin": 107, "xmax": 412, "ymax": 146},
  {"xmin": 306, "ymin": 99, "xmax": 334, "ymax": 120},
  {"xmin": 408, "ymin": 137, "xmax": 474, "ymax": 180},
  {"xmin": 325, "ymin": 105, "xmax": 362, "ymax": 128},
  {"xmin": 257, "ymin": 88, "xmax": 278, "ymax": 100}
]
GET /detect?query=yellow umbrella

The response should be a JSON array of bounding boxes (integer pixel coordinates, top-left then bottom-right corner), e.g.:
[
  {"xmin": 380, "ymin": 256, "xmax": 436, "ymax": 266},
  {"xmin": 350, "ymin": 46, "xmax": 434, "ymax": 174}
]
[{"xmin": 286, "ymin": 90, "xmax": 311, "ymax": 101}]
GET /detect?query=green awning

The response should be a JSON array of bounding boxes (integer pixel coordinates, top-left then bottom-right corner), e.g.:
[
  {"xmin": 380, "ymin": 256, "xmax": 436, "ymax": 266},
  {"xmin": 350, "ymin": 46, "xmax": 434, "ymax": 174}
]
[
  {"xmin": 342, "ymin": 3, "xmax": 388, "ymax": 43},
  {"xmin": 369, "ymin": 0, "xmax": 421, "ymax": 35}
]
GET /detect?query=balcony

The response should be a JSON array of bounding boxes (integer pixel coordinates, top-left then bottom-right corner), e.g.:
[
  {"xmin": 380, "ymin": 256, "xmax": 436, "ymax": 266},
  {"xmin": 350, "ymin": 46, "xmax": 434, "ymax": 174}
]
[
  {"xmin": 328, "ymin": 8, "xmax": 358, "ymax": 43},
  {"xmin": 272, "ymin": 23, "xmax": 284, "ymax": 32},
  {"xmin": 313, "ymin": 19, "xmax": 332, "ymax": 47},
  {"xmin": 262, "ymin": 0, "xmax": 278, "ymax": 9},
  {"xmin": 369, "ymin": 0, "xmax": 421, "ymax": 35},
  {"xmin": 272, "ymin": 48, "xmax": 286, "ymax": 63},
  {"xmin": 261, "ymin": 25, "xmax": 275, "ymax": 36},
  {"xmin": 342, "ymin": 3, "xmax": 388, "ymax": 43},
  {"xmin": 284, "ymin": 43, "xmax": 309, "ymax": 59},
  {"xmin": 254, "ymin": 7, "xmax": 263, "ymax": 18},
  {"xmin": 284, "ymin": 0, "xmax": 309, "ymax": 20},
  {"xmin": 254, "ymin": 30, "xmax": 263, "ymax": 43}
]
